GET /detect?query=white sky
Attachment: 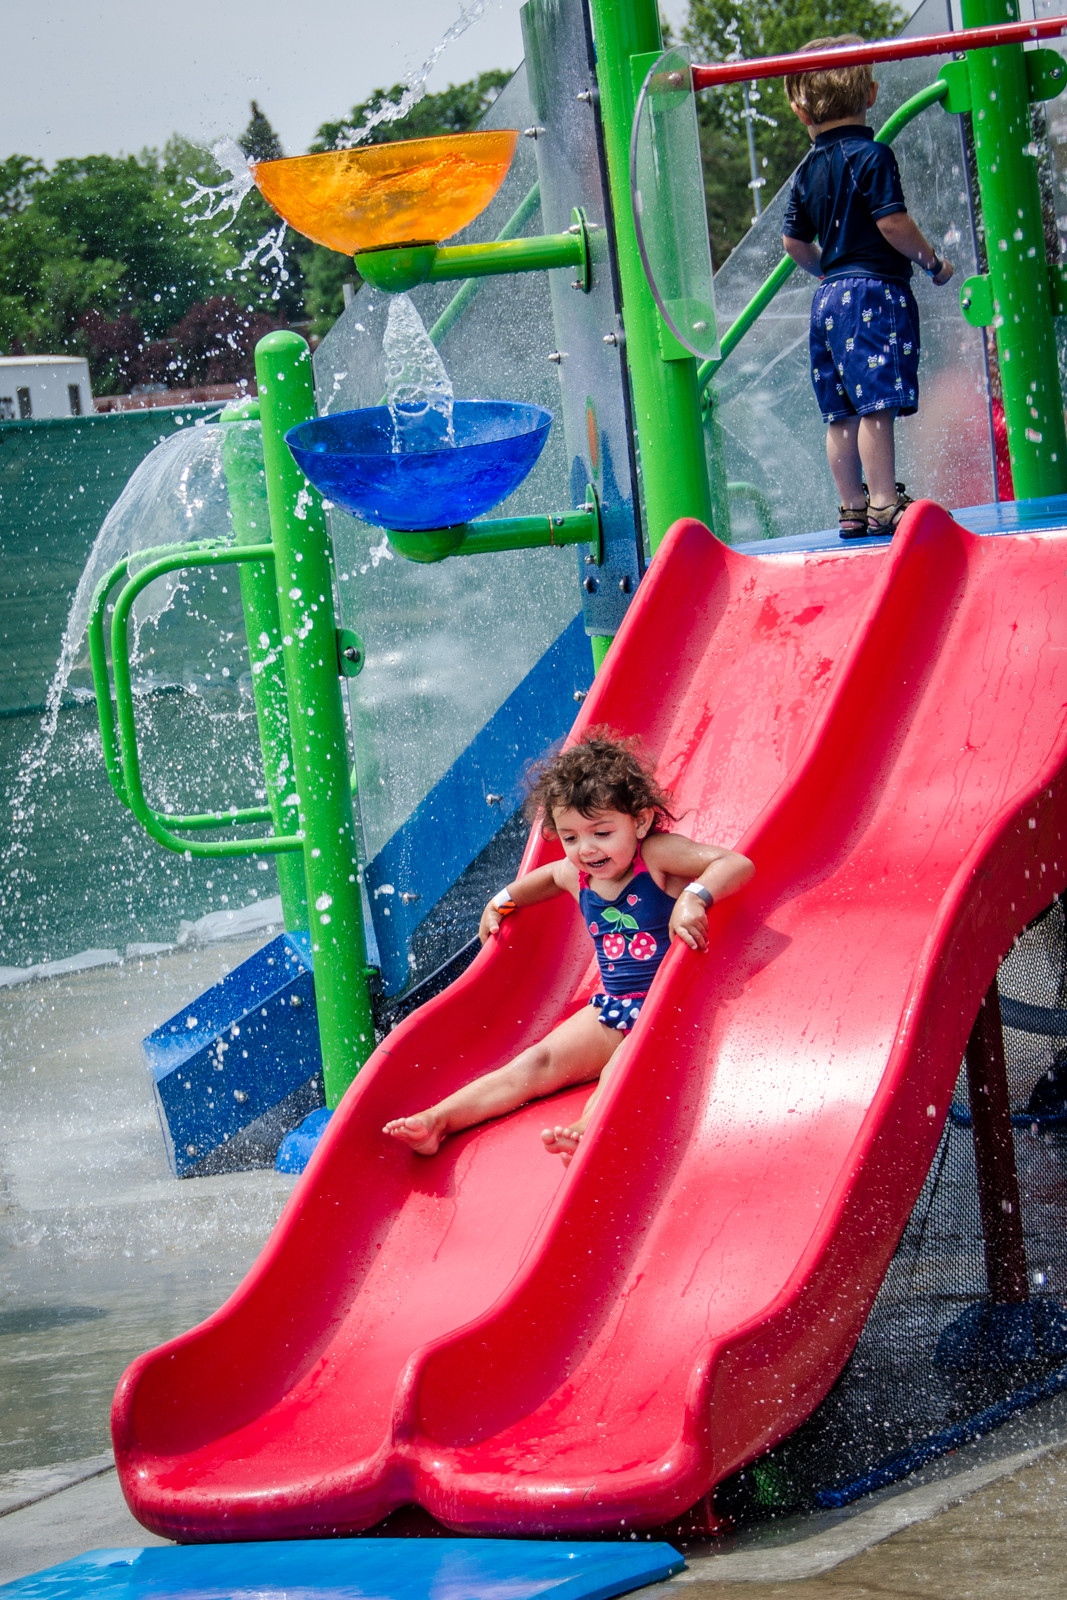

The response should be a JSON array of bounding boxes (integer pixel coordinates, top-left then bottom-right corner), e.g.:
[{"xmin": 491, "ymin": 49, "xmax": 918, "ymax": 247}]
[{"xmin": 1, "ymin": 0, "xmax": 691, "ymax": 166}]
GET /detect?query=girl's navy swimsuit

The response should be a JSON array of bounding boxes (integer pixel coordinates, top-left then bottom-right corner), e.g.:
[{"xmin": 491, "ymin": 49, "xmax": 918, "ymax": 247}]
[{"xmin": 578, "ymin": 851, "xmax": 675, "ymax": 1032}]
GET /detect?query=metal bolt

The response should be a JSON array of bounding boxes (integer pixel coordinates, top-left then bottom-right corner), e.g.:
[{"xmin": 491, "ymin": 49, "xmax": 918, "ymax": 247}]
[
  {"xmin": 668, "ymin": 71, "xmax": 686, "ymax": 87},
  {"xmin": 574, "ymin": 689, "xmax": 588, "ymax": 702},
  {"xmin": 603, "ymin": 332, "xmax": 618, "ymax": 346},
  {"xmin": 547, "ymin": 350, "xmax": 567, "ymax": 363},
  {"xmin": 576, "ymin": 89, "xmax": 593, "ymax": 103},
  {"xmin": 692, "ymin": 320, "xmax": 708, "ymax": 333},
  {"xmin": 619, "ymin": 575, "xmax": 631, "ymax": 594},
  {"xmin": 571, "ymin": 280, "xmax": 582, "ymax": 290},
  {"xmin": 399, "ymin": 891, "xmax": 421, "ymax": 904},
  {"xmin": 523, "ymin": 126, "xmax": 546, "ymax": 139},
  {"xmin": 186, "ymin": 1144, "xmax": 197, "ymax": 1156},
  {"xmin": 583, "ymin": 576, "xmax": 598, "ymax": 593},
  {"xmin": 343, "ymin": 646, "xmax": 360, "ymax": 662},
  {"xmin": 567, "ymin": 222, "xmax": 582, "ymax": 235},
  {"xmin": 585, "ymin": 553, "xmax": 596, "ymax": 564},
  {"xmin": 233, "ymin": 1090, "xmax": 248, "ymax": 1103},
  {"xmin": 290, "ymin": 994, "xmax": 302, "ymax": 1007},
  {"xmin": 552, "ymin": 515, "xmax": 564, "ymax": 527},
  {"xmin": 1053, "ymin": 65, "xmax": 1064, "ymax": 79},
  {"xmin": 486, "ymin": 793, "xmax": 503, "ymax": 806}
]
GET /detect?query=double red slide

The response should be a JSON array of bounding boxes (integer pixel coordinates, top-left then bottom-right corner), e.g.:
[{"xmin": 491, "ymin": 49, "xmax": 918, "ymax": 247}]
[{"xmin": 113, "ymin": 505, "xmax": 1067, "ymax": 1538}]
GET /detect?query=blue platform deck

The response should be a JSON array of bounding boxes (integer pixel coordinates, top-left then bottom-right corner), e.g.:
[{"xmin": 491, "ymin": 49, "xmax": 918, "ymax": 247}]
[
  {"xmin": 0, "ymin": 1539, "xmax": 684, "ymax": 1600},
  {"xmin": 735, "ymin": 494, "xmax": 1067, "ymax": 557}
]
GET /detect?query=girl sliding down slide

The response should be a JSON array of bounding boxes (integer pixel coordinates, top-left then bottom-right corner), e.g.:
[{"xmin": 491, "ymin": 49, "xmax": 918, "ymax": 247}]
[{"xmin": 384, "ymin": 732, "xmax": 754, "ymax": 1164}]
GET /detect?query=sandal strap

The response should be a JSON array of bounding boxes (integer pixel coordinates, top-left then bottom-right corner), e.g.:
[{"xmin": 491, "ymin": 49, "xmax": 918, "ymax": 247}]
[
  {"xmin": 868, "ymin": 487, "xmax": 913, "ymax": 532},
  {"xmin": 839, "ymin": 503, "xmax": 869, "ymax": 539}
]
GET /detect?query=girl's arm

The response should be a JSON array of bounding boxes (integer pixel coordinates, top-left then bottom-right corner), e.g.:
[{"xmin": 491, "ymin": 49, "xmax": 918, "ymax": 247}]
[
  {"xmin": 478, "ymin": 858, "xmax": 575, "ymax": 943},
  {"xmin": 642, "ymin": 834, "xmax": 755, "ymax": 952}
]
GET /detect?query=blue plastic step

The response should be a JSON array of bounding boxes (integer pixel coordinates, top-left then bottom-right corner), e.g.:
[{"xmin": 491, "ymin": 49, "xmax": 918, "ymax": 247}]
[
  {"xmin": 0, "ymin": 1538, "xmax": 684, "ymax": 1600},
  {"xmin": 143, "ymin": 932, "xmax": 323, "ymax": 1176}
]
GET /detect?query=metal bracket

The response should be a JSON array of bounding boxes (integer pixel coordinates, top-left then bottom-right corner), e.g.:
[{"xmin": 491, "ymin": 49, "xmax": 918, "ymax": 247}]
[
  {"xmin": 960, "ymin": 273, "xmax": 995, "ymax": 328},
  {"xmin": 937, "ymin": 60, "xmax": 971, "ymax": 115},
  {"xmin": 336, "ymin": 628, "xmax": 365, "ymax": 677},
  {"xmin": 1027, "ymin": 47, "xmax": 1067, "ymax": 103}
]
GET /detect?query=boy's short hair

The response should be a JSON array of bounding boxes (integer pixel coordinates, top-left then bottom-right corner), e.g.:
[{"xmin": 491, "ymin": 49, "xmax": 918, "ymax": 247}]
[
  {"xmin": 785, "ymin": 35, "xmax": 873, "ymax": 126},
  {"xmin": 525, "ymin": 729, "xmax": 675, "ymax": 834}
]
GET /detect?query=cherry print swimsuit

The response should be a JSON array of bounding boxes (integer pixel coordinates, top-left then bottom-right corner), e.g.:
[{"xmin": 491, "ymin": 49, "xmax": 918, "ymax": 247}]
[{"xmin": 578, "ymin": 851, "xmax": 676, "ymax": 1032}]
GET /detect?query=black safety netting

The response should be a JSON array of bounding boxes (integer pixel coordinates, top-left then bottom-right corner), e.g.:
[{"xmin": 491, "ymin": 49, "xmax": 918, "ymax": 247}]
[{"xmin": 721, "ymin": 896, "xmax": 1067, "ymax": 1522}]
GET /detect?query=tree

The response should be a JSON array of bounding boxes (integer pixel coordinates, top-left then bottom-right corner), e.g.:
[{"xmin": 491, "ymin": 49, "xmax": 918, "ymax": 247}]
[
  {"xmin": 683, "ymin": 0, "xmax": 905, "ymax": 265},
  {"xmin": 300, "ymin": 70, "xmax": 512, "ymax": 334},
  {"xmin": 168, "ymin": 296, "xmax": 282, "ymax": 386},
  {"xmin": 239, "ymin": 101, "xmax": 283, "ymax": 165}
]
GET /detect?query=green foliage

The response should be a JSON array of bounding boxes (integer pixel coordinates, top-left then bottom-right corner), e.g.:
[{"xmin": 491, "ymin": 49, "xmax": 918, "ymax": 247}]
[
  {"xmin": 683, "ymin": 0, "xmax": 905, "ymax": 265},
  {"xmin": 310, "ymin": 70, "xmax": 511, "ymax": 153},
  {"xmin": 239, "ymin": 101, "xmax": 283, "ymax": 165}
]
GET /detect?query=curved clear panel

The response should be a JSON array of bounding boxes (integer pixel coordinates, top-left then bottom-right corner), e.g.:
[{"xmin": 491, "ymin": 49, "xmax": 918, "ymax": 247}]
[{"xmin": 631, "ymin": 45, "xmax": 719, "ymax": 361}]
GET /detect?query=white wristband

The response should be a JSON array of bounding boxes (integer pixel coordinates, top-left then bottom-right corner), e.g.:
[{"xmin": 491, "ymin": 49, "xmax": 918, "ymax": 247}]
[
  {"xmin": 492, "ymin": 889, "xmax": 517, "ymax": 914},
  {"xmin": 683, "ymin": 881, "xmax": 713, "ymax": 907}
]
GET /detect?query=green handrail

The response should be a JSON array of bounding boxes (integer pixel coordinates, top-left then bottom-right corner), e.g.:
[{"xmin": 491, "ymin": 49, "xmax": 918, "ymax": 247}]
[
  {"xmin": 698, "ymin": 77, "xmax": 949, "ymax": 395},
  {"xmin": 103, "ymin": 543, "xmax": 304, "ymax": 857}
]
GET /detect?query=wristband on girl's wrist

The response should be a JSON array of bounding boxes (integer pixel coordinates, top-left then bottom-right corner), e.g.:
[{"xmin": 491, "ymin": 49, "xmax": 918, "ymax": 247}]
[
  {"xmin": 925, "ymin": 254, "xmax": 943, "ymax": 278},
  {"xmin": 683, "ymin": 881, "xmax": 714, "ymax": 907},
  {"xmin": 491, "ymin": 888, "xmax": 517, "ymax": 915}
]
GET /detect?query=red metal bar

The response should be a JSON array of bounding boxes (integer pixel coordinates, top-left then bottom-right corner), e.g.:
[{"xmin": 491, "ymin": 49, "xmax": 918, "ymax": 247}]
[
  {"xmin": 691, "ymin": 15, "xmax": 1067, "ymax": 91},
  {"xmin": 965, "ymin": 979, "xmax": 1030, "ymax": 1306}
]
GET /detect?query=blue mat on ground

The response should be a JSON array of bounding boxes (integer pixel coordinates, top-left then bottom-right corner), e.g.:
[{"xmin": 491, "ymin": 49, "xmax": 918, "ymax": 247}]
[{"xmin": 0, "ymin": 1539, "xmax": 684, "ymax": 1600}]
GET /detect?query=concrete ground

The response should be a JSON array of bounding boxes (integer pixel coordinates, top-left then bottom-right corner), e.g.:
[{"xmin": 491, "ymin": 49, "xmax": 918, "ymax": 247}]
[{"xmin": 4, "ymin": 947, "xmax": 1067, "ymax": 1596}]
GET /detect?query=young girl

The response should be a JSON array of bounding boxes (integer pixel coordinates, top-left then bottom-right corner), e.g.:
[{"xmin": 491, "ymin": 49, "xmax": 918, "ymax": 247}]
[{"xmin": 383, "ymin": 733, "xmax": 754, "ymax": 1164}]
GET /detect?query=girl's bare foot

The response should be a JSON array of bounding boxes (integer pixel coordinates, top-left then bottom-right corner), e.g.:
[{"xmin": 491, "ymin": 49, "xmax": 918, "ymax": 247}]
[
  {"xmin": 541, "ymin": 1123, "xmax": 584, "ymax": 1166},
  {"xmin": 382, "ymin": 1113, "xmax": 446, "ymax": 1155}
]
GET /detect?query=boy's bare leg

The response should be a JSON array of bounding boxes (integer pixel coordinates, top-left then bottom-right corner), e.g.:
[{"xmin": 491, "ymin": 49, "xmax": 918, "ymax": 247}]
[
  {"xmin": 383, "ymin": 1005, "xmax": 623, "ymax": 1155},
  {"xmin": 857, "ymin": 410, "xmax": 898, "ymax": 507},
  {"xmin": 826, "ymin": 418, "xmax": 864, "ymax": 510}
]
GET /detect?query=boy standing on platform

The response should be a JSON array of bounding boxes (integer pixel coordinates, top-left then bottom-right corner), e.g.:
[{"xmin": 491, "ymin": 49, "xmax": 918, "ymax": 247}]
[{"xmin": 782, "ymin": 35, "xmax": 954, "ymax": 538}]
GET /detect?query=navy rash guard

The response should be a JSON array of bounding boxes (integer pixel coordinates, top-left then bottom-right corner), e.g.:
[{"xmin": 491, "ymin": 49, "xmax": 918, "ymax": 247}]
[{"xmin": 782, "ymin": 125, "xmax": 911, "ymax": 282}]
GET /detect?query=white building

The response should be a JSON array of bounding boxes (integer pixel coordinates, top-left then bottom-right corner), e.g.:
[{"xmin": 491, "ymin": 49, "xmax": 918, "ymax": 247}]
[{"xmin": 0, "ymin": 356, "xmax": 93, "ymax": 421}]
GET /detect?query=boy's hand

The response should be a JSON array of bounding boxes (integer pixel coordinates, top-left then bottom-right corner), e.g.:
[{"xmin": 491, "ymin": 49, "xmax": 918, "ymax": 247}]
[
  {"xmin": 479, "ymin": 903, "xmax": 504, "ymax": 944},
  {"xmin": 932, "ymin": 257, "xmax": 954, "ymax": 286},
  {"xmin": 670, "ymin": 893, "xmax": 709, "ymax": 952}
]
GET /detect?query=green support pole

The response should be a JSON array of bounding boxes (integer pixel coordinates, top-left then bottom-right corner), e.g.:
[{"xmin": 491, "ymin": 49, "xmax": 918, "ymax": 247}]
[
  {"xmin": 255, "ymin": 331, "xmax": 375, "ymax": 1107},
  {"xmin": 220, "ymin": 396, "xmax": 308, "ymax": 933},
  {"xmin": 586, "ymin": 0, "xmax": 715, "ymax": 556},
  {"xmin": 959, "ymin": 0, "xmax": 1067, "ymax": 497}
]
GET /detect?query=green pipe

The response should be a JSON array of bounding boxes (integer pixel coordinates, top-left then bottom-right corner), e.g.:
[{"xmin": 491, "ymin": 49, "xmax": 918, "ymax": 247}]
[
  {"xmin": 354, "ymin": 228, "xmax": 584, "ymax": 295},
  {"xmin": 698, "ymin": 78, "xmax": 949, "ymax": 393},
  {"xmin": 220, "ymin": 396, "xmax": 308, "ymax": 931},
  {"xmin": 958, "ymin": 0, "xmax": 1067, "ymax": 497},
  {"xmin": 108, "ymin": 543, "xmax": 300, "ymax": 853},
  {"xmin": 255, "ymin": 329, "xmax": 375, "ymax": 1106},
  {"xmin": 427, "ymin": 181, "xmax": 542, "ymax": 347},
  {"xmin": 587, "ymin": 0, "xmax": 714, "ymax": 558},
  {"xmin": 385, "ymin": 502, "xmax": 600, "ymax": 564}
]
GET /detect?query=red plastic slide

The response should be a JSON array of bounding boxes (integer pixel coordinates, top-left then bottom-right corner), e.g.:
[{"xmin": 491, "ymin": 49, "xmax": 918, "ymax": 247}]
[{"xmin": 113, "ymin": 504, "xmax": 1067, "ymax": 1539}]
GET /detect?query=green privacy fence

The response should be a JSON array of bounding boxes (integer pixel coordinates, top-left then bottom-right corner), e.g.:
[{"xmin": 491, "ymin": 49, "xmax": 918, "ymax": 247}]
[{"xmin": 0, "ymin": 405, "xmax": 220, "ymax": 714}]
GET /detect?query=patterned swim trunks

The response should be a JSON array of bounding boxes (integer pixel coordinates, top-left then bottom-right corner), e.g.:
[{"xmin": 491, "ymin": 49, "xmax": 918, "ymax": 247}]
[
  {"xmin": 589, "ymin": 991, "xmax": 648, "ymax": 1033},
  {"xmin": 810, "ymin": 275, "xmax": 920, "ymax": 423}
]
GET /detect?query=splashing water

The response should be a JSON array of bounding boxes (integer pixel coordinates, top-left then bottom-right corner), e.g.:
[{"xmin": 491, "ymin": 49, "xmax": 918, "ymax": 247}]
[
  {"xmin": 383, "ymin": 295, "xmax": 455, "ymax": 452},
  {"xmin": 182, "ymin": 138, "xmax": 256, "ymax": 233},
  {"xmin": 332, "ymin": 0, "xmax": 488, "ymax": 148},
  {"xmin": 6, "ymin": 423, "xmax": 248, "ymax": 856}
]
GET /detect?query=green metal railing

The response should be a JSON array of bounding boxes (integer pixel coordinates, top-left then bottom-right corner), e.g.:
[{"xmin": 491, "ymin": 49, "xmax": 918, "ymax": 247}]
[{"xmin": 697, "ymin": 78, "xmax": 950, "ymax": 396}]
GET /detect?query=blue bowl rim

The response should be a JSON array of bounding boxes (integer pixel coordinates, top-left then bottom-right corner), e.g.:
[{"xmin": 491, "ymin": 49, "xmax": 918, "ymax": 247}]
[{"xmin": 285, "ymin": 400, "xmax": 553, "ymax": 463}]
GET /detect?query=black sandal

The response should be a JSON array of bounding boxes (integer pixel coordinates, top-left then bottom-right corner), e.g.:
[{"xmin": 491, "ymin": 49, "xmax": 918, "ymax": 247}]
[
  {"xmin": 838, "ymin": 504, "xmax": 869, "ymax": 539},
  {"xmin": 867, "ymin": 483, "xmax": 913, "ymax": 535}
]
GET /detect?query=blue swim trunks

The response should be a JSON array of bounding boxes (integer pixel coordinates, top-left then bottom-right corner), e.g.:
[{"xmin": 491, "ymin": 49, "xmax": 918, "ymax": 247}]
[{"xmin": 810, "ymin": 276, "xmax": 920, "ymax": 423}]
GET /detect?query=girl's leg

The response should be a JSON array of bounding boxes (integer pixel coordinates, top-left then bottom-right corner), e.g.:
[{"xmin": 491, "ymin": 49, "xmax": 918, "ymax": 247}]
[
  {"xmin": 856, "ymin": 410, "xmax": 898, "ymax": 507},
  {"xmin": 541, "ymin": 1030, "xmax": 628, "ymax": 1166},
  {"xmin": 826, "ymin": 418, "xmax": 864, "ymax": 509},
  {"xmin": 383, "ymin": 1005, "xmax": 624, "ymax": 1155}
]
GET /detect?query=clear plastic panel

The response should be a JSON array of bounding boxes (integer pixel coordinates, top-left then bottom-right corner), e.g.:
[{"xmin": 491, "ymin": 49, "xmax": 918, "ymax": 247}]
[
  {"xmin": 631, "ymin": 46, "xmax": 719, "ymax": 360},
  {"xmin": 313, "ymin": 67, "xmax": 581, "ymax": 867},
  {"xmin": 710, "ymin": 5, "xmax": 994, "ymax": 543}
]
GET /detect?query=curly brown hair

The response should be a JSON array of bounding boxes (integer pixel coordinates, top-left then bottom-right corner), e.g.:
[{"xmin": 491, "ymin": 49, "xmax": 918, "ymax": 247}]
[{"xmin": 524, "ymin": 730, "xmax": 676, "ymax": 835}]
